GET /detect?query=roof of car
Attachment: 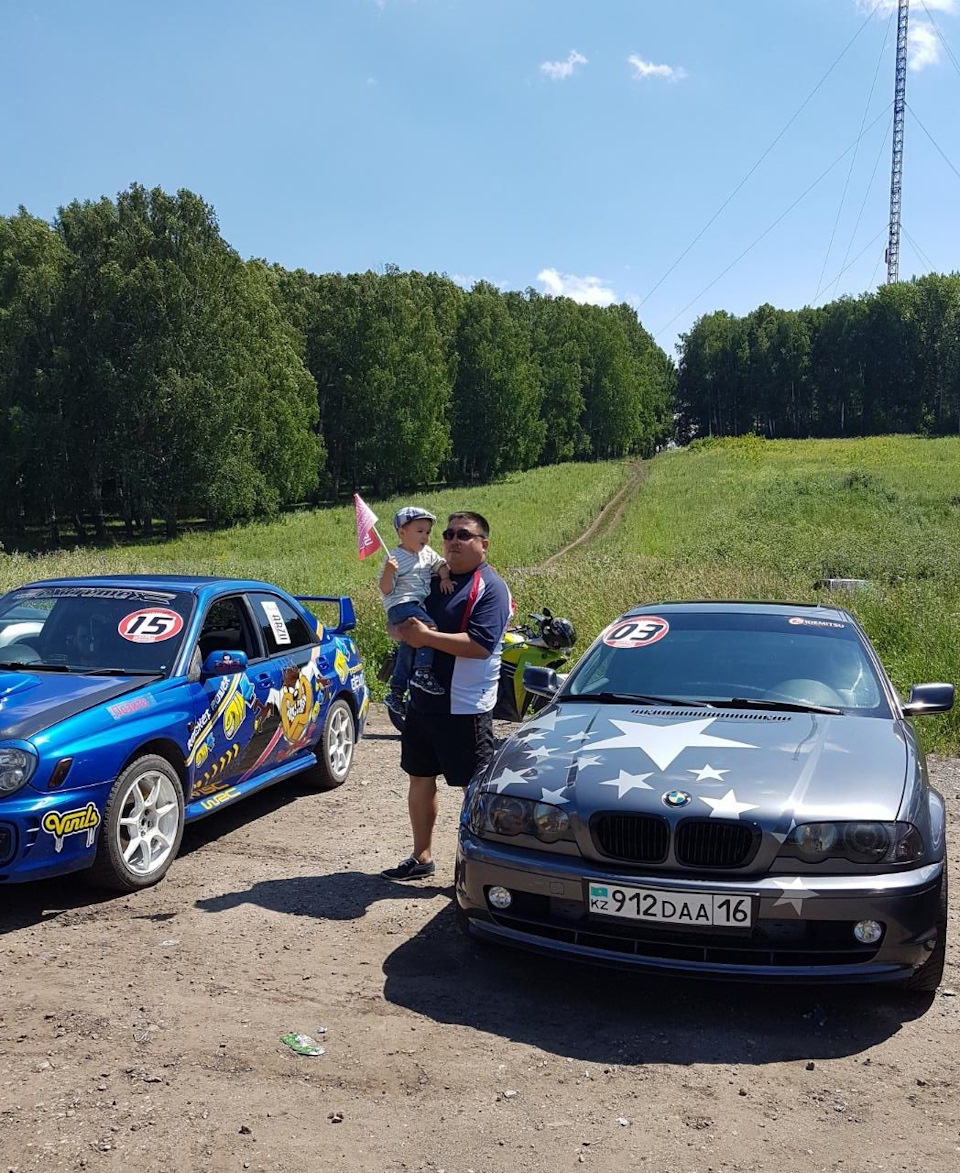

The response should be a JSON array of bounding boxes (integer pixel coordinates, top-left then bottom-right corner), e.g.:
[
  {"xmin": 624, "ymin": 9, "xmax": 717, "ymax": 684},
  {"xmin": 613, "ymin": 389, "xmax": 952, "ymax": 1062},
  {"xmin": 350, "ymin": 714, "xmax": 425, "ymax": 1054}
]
[
  {"xmin": 623, "ymin": 600, "xmax": 853, "ymax": 623},
  {"xmin": 14, "ymin": 575, "xmax": 282, "ymax": 596}
]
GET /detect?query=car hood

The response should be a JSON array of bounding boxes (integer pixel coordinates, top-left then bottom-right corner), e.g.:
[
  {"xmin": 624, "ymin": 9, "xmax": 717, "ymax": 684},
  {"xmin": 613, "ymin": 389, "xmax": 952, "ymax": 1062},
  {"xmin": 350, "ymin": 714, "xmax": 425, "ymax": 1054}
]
[
  {"xmin": 0, "ymin": 670, "xmax": 150, "ymax": 741},
  {"xmin": 485, "ymin": 703, "xmax": 909, "ymax": 825}
]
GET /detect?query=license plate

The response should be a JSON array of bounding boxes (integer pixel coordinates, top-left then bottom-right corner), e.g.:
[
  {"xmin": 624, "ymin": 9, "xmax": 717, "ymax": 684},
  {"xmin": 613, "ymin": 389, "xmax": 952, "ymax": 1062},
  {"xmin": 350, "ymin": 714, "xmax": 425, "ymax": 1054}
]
[{"xmin": 587, "ymin": 881, "xmax": 753, "ymax": 927}]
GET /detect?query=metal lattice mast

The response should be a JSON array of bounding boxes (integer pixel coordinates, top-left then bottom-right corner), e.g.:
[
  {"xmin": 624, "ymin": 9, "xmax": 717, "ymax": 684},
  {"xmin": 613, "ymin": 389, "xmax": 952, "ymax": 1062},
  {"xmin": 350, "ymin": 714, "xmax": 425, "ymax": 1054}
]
[{"xmin": 886, "ymin": 0, "xmax": 909, "ymax": 283}]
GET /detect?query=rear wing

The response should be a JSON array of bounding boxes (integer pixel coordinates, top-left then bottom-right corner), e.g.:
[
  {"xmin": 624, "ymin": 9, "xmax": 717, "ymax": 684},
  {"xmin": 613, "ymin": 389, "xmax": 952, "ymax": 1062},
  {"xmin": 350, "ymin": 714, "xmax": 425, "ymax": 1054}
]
[{"xmin": 297, "ymin": 595, "xmax": 357, "ymax": 636}]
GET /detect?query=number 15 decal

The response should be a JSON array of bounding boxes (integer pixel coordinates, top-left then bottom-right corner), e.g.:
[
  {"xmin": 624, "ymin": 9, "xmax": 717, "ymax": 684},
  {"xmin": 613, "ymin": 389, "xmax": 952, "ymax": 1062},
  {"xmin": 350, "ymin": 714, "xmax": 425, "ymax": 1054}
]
[{"xmin": 118, "ymin": 608, "xmax": 184, "ymax": 643}]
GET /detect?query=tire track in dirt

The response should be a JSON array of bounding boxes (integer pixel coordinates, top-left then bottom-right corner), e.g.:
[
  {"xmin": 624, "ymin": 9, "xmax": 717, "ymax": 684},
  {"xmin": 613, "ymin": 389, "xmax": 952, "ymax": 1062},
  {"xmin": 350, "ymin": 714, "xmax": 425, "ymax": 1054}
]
[{"xmin": 540, "ymin": 460, "xmax": 646, "ymax": 568}]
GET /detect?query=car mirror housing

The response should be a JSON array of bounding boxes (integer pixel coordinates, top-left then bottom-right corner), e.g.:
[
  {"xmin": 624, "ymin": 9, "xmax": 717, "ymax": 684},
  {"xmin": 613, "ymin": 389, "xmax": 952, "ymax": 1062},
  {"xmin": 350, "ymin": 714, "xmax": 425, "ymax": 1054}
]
[
  {"xmin": 201, "ymin": 649, "xmax": 248, "ymax": 678},
  {"xmin": 902, "ymin": 682, "xmax": 955, "ymax": 716},
  {"xmin": 523, "ymin": 664, "xmax": 561, "ymax": 699}
]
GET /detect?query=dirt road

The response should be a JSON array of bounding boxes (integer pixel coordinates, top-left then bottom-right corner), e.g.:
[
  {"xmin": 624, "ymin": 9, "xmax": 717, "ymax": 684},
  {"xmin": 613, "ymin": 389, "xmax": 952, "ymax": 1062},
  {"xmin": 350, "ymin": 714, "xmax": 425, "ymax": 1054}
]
[{"xmin": 2, "ymin": 706, "xmax": 958, "ymax": 1173}]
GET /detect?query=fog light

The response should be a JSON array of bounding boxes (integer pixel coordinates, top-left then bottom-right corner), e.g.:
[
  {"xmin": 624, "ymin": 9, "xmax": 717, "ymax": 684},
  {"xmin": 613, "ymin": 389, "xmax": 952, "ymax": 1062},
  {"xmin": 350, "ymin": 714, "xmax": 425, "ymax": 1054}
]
[
  {"xmin": 488, "ymin": 886, "xmax": 513, "ymax": 910},
  {"xmin": 853, "ymin": 919, "xmax": 883, "ymax": 944}
]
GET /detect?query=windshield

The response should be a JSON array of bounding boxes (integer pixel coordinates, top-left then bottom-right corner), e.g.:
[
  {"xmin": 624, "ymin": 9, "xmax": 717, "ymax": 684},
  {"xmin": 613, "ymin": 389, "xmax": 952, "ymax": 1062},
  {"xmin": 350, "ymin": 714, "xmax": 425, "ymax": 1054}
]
[
  {"xmin": 565, "ymin": 612, "xmax": 889, "ymax": 716},
  {"xmin": 0, "ymin": 586, "xmax": 195, "ymax": 675}
]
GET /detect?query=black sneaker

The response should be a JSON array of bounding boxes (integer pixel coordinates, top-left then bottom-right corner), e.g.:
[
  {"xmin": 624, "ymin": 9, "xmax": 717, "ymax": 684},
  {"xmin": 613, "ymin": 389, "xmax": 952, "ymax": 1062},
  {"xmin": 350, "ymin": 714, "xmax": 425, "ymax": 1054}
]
[
  {"xmin": 384, "ymin": 689, "xmax": 406, "ymax": 714},
  {"xmin": 409, "ymin": 668, "xmax": 444, "ymax": 696},
  {"xmin": 381, "ymin": 855, "xmax": 436, "ymax": 881}
]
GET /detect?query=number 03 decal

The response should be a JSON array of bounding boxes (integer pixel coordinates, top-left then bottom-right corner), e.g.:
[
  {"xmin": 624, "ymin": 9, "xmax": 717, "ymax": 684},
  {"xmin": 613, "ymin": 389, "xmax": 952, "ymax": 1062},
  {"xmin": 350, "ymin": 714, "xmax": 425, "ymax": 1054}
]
[
  {"xmin": 603, "ymin": 616, "xmax": 670, "ymax": 649},
  {"xmin": 118, "ymin": 608, "xmax": 184, "ymax": 643}
]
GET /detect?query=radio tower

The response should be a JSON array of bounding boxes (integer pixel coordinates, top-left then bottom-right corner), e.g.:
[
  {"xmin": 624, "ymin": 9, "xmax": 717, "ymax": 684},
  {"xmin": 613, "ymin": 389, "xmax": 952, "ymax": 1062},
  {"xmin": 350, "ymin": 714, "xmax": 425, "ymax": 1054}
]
[{"xmin": 886, "ymin": 0, "xmax": 910, "ymax": 283}]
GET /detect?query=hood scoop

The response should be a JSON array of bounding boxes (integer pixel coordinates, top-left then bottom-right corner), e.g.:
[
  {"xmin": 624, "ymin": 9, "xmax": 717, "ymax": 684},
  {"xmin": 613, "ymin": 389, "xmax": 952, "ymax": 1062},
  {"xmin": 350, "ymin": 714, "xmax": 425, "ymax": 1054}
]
[{"xmin": 630, "ymin": 708, "xmax": 792, "ymax": 722}]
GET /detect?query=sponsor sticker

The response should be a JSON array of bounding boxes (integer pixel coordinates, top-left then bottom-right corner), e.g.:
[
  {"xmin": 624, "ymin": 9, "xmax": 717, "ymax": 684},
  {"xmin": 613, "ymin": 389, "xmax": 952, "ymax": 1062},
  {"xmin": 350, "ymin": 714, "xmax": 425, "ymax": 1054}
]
[
  {"xmin": 42, "ymin": 802, "xmax": 101, "ymax": 852},
  {"xmin": 261, "ymin": 600, "xmax": 291, "ymax": 645},
  {"xmin": 788, "ymin": 617, "xmax": 846, "ymax": 629},
  {"xmin": 118, "ymin": 608, "xmax": 184, "ymax": 643},
  {"xmin": 603, "ymin": 616, "xmax": 670, "ymax": 649},
  {"xmin": 107, "ymin": 694, "xmax": 156, "ymax": 719}
]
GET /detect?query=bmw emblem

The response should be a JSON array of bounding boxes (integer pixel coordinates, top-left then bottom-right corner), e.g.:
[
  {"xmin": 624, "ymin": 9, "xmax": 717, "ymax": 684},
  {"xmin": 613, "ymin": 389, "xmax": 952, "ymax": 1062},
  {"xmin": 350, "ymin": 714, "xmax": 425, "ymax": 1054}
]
[{"xmin": 662, "ymin": 790, "xmax": 692, "ymax": 808}]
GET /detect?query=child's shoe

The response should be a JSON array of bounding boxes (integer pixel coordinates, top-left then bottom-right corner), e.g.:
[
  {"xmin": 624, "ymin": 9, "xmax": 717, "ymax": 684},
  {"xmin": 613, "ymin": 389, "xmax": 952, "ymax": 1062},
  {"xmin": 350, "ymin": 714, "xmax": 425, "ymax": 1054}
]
[
  {"xmin": 384, "ymin": 689, "xmax": 406, "ymax": 713},
  {"xmin": 409, "ymin": 668, "xmax": 444, "ymax": 696}
]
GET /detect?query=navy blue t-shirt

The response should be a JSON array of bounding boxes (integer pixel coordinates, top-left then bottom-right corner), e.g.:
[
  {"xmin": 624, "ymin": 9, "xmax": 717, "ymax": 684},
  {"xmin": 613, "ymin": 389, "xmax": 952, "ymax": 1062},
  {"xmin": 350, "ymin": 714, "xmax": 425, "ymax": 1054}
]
[{"xmin": 408, "ymin": 562, "xmax": 512, "ymax": 716}]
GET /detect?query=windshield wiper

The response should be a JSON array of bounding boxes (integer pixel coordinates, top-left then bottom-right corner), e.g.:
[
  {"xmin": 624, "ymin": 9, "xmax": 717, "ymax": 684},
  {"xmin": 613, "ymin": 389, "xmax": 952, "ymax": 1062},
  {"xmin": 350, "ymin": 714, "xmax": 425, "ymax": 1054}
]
[
  {"xmin": 0, "ymin": 660, "xmax": 72, "ymax": 672},
  {"xmin": 712, "ymin": 697, "xmax": 843, "ymax": 716},
  {"xmin": 570, "ymin": 691, "xmax": 711, "ymax": 708},
  {"xmin": 85, "ymin": 668, "xmax": 164, "ymax": 677}
]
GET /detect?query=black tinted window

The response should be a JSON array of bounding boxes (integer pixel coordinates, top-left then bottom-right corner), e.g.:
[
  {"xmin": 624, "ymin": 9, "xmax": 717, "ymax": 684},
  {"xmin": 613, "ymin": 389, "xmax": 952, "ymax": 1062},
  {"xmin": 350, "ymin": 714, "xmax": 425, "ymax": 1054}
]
[
  {"xmin": 197, "ymin": 597, "xmax": 259, "ymax": 660},
  {"xmin": 250, "ymin": 593, "xmax": 316, "ymax": 655}
]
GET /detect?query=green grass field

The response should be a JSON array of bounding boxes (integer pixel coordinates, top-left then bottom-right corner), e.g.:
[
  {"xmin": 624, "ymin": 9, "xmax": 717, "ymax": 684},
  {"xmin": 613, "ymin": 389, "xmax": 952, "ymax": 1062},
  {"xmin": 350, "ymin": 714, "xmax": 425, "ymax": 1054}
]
[{"xmin": 4, "ymin": 438, "xmax": 960, "ymax": 751}]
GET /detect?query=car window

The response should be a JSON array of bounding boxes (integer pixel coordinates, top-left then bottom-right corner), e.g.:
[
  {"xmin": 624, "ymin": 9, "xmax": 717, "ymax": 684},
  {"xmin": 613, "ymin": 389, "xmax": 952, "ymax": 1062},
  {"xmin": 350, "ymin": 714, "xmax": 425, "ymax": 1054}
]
[
  {"xmin": 0, "ymin": 586, "xmax": 194, "ymax": 674},
  {"xmin": 250, "ymin": 593, "xmax": 317, "ymax": 656},
  {"xmin": 566, "ymin": 612, "xmax": 887, "ymax": 715},
  {"xmin": 196, "ymin": 596, "xmax": 260, "ymax": 661}
]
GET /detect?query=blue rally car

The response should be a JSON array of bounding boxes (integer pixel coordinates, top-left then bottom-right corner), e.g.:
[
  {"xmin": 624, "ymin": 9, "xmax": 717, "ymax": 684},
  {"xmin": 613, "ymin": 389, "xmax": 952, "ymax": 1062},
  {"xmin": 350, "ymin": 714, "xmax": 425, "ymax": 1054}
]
[{"xmin": 0, "ymin": 576, "xmax": 369, "ymax": 890}]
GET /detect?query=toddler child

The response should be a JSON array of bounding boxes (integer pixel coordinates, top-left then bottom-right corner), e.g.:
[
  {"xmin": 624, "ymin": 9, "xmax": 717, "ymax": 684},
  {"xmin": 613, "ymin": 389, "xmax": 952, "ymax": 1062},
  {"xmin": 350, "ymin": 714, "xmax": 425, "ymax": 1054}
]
[{"xmin": 379, "ymin": 506, "xmax": 454, "ymax": 713}]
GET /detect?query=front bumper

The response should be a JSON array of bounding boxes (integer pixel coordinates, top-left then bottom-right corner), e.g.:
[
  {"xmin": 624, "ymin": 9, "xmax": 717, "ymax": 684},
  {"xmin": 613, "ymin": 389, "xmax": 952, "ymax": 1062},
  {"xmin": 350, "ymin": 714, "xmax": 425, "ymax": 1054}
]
[
  {"xmin": 0, "ymin": 787, "xmax": 106, "ymax": 883},
  {"xmin": 456, "ymin": 830, "xmax": 944, "ymax": 984}
]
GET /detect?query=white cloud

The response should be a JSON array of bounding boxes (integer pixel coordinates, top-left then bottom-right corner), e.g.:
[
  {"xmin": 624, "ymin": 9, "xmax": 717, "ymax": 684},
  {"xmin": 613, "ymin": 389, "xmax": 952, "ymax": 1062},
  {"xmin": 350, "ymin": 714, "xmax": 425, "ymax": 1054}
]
[
  {"xmin": 909, "ymin": 21, "xmax": 943, "ymax": 69},
  {"xmin": 537, "ymin": 268, "xmax": 618, "ymax": 306},
  {"xmin": 540, "ymin": 50, "xmax": 588, "ymax": 81},
  {"xmin": 627, "ymin": 54, "xmax": 687, "ymax": 82}
]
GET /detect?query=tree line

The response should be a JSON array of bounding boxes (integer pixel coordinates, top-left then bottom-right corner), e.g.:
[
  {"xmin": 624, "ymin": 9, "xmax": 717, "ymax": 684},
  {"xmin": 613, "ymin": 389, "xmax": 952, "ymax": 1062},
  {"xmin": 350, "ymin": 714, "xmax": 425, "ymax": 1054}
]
[
  {"xmin": 676, "ymin": 275, "xmax": 960, "ymax": 442},
  {"xmin": 0, "ymin": 183, "xmax": 675, "ymax": 543}
]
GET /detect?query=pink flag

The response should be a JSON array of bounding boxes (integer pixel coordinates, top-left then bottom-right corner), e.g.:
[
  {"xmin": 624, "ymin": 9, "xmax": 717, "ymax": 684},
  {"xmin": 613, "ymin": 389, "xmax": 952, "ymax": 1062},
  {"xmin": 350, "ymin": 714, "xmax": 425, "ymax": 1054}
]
[{"xmin": 354, "ymin": 494, "xmax": 382, "ymax": 560}]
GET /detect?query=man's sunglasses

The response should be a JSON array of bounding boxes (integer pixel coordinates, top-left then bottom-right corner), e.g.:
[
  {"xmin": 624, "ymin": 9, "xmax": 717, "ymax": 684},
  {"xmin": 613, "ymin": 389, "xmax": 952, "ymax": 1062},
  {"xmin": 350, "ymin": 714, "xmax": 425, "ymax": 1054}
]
[{"xmin": 442, "ymin": 527, "xmax": 482, "ymax": 541}]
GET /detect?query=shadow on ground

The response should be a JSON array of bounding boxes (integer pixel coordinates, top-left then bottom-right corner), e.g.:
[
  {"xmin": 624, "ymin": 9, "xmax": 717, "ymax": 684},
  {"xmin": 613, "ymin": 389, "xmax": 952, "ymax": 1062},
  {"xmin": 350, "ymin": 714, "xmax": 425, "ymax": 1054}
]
[{"xmin": 379, "ymin": 901, "xmax": 931, "ymax": 1067}]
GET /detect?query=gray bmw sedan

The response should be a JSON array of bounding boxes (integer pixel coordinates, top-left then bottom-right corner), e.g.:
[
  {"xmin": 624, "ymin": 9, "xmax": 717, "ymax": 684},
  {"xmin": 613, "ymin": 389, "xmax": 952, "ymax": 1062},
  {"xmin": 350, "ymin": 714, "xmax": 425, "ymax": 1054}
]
[{"xmin": 456, "ymin": 602, "xmax": 952, "ymax": 992}]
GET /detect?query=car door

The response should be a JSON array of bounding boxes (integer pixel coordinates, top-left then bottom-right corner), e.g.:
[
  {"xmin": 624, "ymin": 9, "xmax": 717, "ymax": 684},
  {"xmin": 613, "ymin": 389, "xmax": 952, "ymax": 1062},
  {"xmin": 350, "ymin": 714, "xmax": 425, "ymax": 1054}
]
[
  {"xmin": 186, "ymin": 594, "xmax": 275, "ymax": 803},
  {"xmin": 246, "ymin": 591, "xmax": 330, "ymax": 771}
]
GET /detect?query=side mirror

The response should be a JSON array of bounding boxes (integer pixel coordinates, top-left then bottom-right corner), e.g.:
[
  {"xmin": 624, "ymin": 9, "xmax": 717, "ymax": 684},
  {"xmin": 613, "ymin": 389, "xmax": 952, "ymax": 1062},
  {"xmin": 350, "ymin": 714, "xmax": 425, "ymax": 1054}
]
[
  {"xmin": 902, "ymin": 682, "xmax": 954, "ymax": 716},
  {"xmin": 202, "ymin": 649, "xmax": 248, "ymax": 678},
  {"xmin": 523, "ymin": 664, "xmax": 561, "ymax": 699}
]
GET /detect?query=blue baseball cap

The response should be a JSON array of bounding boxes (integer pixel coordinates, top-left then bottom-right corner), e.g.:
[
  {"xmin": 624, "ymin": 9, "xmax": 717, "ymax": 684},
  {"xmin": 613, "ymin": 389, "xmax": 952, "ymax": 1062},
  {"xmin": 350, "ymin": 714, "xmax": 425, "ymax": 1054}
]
[{"xmin": 394, "ymin": 506, "xmax": 436, "ymax": 529}]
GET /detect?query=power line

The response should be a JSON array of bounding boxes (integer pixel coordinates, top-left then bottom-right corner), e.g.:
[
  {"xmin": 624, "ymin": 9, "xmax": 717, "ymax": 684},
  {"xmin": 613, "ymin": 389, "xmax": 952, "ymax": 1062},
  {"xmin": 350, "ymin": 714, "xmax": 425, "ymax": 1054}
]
[
  {"xmin": 902, "ymin": 225, "xmax": 937, "ymax": 272},
  {"xmin": 814, "ymin": 5, "xmax": 895, "ymax": 302},
  {"xmin": 906, "ymin": 100, "xmax": 960, "ymax": 185},
  {"xmin": 654, "ymin": 105, "xmax": 892, "ymax": 340},
  {"xmin": 638, "ymin": 0, "xmax": 893, "ymax": 309},
  {"xmin": 822, "ymin": 227, "xmax": 888, "ymax": 298},
  {"xmin": 822, "ymin": 112, "xmax": 892, "ymax": 304}
]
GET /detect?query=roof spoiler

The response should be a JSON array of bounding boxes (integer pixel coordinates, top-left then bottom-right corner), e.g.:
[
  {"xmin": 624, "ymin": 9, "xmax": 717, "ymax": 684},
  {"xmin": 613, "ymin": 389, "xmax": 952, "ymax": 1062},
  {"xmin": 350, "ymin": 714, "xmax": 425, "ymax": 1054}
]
[{"xmin": 297, "ymin": 595, "xmax": 357, "ymax": 635}]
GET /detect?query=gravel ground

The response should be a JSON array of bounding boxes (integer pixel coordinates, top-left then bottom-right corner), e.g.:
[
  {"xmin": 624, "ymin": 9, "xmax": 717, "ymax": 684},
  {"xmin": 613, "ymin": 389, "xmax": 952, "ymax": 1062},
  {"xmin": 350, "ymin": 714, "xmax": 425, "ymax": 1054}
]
[{"xmin": 1, "ymin": 706, "xmax": 958, "ymax": 1173}]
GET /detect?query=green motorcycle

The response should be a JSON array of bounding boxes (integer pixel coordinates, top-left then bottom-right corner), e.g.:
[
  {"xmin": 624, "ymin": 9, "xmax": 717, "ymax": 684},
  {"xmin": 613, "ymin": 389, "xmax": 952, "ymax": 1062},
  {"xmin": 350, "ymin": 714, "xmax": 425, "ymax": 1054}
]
[{"xmin": 381, "ymin": 607, "xmax": 576, "ymax": 733}]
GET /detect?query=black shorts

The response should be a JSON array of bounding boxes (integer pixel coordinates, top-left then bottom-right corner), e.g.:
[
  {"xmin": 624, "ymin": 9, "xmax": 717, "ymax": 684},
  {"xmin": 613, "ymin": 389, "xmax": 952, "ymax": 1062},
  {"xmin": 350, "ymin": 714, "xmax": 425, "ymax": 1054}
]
[{"xmin": 400, "ymin": 706, "xmax": 495, "ymax": 788}]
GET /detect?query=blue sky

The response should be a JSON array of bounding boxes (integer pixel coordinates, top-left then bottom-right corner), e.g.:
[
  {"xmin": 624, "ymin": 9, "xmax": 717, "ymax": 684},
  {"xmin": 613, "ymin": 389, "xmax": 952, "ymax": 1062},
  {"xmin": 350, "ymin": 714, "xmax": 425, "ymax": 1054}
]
[{"xmin": 2, "ymin": 0, "xmax": 960, "ymax": 355}]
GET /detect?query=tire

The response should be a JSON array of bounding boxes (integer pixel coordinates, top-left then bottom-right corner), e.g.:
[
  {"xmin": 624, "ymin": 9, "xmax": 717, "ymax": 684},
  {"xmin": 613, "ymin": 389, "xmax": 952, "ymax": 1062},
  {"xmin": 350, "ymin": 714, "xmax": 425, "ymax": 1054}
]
[
  {"xmin": 902, "ymin": 871, "xmax": 948, "ymax": 995},
  {"xmin": 303, "ymin": 697, "xmax": 356, "ymax": 790},
  {"xmin": 87, "ymin": 754, "xmax": 185, "ymax": 893}
]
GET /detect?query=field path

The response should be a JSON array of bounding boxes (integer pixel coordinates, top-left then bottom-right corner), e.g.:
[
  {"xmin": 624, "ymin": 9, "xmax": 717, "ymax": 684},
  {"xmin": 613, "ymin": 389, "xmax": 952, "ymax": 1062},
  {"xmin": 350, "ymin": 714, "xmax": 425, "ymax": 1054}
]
[{"xmin": 540, "ymin": 459, "xmax": 645, "ymax": 567}]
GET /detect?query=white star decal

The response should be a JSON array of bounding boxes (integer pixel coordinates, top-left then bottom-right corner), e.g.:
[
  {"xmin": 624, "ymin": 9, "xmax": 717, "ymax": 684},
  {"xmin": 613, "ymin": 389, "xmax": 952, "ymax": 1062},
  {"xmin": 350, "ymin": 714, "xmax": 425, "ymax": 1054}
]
[
  {"xmin": 599, "ymin": 770, "xmax": 654, "ymax": 799},
  {"xmin": 518, "ymin": 730, "xmax": 547, "ymax": 742},
  {"xmin": 523, "ymin": 744, "xmax": 562, "ymax": 763},
  {"xmin": 689, "ymin": 764, "xmax": 729, "ymax": 783},
  {"xmin": 587, "ymin": 717, "xmax": 757, "ymax": 772},
  {"xmin": 523, "ymin": 710, "xmax": 580, "ymax": 733},
  {"xmin": 575, "ymin": 754, "xmax": 604, "ymax": 769},
  {"xmin": 770, "ymin": 877, "xmax": 819, "ymax": 914},
  {"xmin": 485, "ymin": 767, "xmax": 534, "ymax": 794},
  {"xmin": 540, "ymin": 787, "xmax": 570, "ymax": 806},
  {"xmin": 564, "ymin": 731, "xmax": 593, "ymax": 743},
  {"xmin": 699, "ymin": 789, "xmax": 758, "ymax": 819}
]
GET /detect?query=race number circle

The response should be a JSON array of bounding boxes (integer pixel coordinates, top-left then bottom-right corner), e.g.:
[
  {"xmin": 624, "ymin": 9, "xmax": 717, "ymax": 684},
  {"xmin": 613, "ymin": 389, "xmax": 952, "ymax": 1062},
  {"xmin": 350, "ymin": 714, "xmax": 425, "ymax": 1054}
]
[
  {"xmin": 118, "ymin": 608, "xmax": 184, "ymax": 643},
  {"xmin": 603, "ymin": 616, "xmax": 670, "ymax": 649}
]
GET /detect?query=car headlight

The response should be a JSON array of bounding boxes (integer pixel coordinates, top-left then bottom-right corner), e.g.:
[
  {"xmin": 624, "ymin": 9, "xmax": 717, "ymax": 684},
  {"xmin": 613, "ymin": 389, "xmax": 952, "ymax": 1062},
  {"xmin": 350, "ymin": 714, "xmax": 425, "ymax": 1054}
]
[
  {"xmin": 470, "ymin": 793, "xmax": 575, "ymax": 844},
  {"xmin": 780, "ymin": 821, "xmax": 922, "ymax": 865},
  {"xmin": 0, "ymin": 747, "xmax": 38, "ymax": 795}
]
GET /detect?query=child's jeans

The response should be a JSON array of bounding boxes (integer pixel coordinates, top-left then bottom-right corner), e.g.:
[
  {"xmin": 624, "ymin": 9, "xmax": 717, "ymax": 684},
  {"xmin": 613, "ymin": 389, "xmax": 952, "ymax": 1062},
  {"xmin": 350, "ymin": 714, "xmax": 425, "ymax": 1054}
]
[{"xmin": 387, "ymin": 601, "xmax": 436, "ymax": 691}]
